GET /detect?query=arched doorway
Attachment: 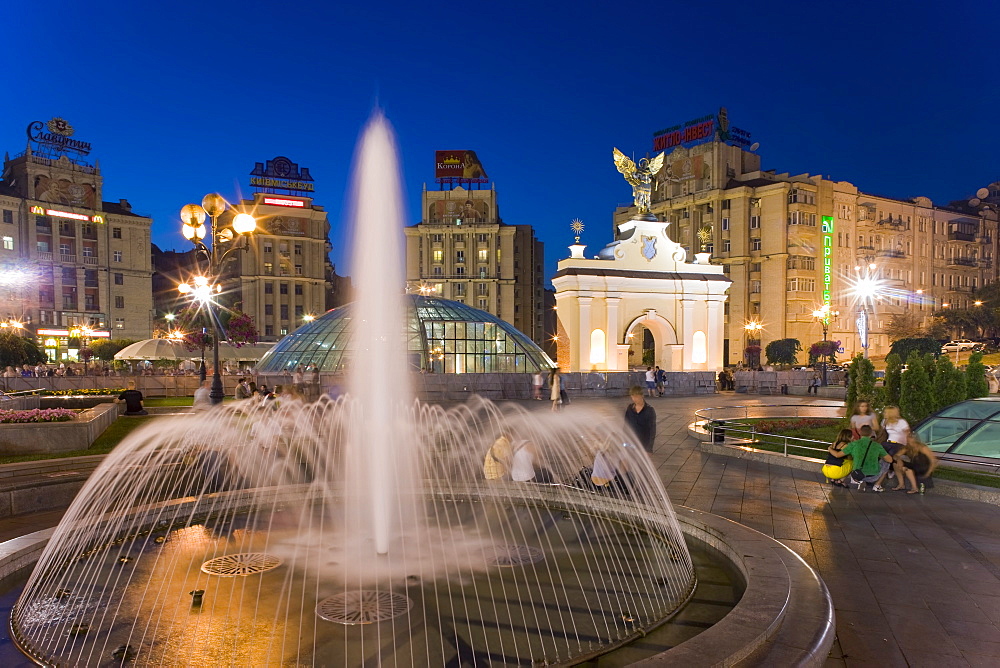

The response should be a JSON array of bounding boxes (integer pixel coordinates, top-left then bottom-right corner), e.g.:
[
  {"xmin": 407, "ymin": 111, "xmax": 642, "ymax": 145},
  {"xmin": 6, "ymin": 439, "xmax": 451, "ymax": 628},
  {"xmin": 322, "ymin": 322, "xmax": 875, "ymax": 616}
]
[{"xmin": 623, "ymin": 313, "xmax": 681, "ymax": 371}]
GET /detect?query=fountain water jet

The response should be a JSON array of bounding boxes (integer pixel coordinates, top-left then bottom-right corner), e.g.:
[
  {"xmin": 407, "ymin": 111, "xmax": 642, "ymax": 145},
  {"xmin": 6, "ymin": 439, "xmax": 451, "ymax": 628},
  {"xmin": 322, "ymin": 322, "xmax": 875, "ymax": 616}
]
[{"xmin": 343, "ymin": 112, "xmax": 414, "ymax": 556}]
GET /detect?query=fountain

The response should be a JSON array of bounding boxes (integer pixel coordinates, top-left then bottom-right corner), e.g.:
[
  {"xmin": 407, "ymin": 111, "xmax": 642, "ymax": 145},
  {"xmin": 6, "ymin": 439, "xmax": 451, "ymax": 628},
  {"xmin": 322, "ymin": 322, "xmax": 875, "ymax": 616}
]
[{"xmin": 7, "ymin": 114, "xmax": 701, "ymax": 666}]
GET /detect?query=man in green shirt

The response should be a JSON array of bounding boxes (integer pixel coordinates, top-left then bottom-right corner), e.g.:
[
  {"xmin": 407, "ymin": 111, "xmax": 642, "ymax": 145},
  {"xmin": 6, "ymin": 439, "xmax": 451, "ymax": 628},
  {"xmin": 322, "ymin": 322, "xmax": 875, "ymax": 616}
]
[{"xmin": 827, "ymin": 425, "xmax": 893, "ymax": 492}]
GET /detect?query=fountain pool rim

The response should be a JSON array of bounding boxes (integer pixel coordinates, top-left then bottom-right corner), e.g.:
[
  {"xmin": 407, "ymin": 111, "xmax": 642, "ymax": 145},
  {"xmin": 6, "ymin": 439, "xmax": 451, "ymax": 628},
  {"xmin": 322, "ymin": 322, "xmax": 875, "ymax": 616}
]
[{"xmin": 0, "ymin": 488, "xmax": 834, "ymax": 667}]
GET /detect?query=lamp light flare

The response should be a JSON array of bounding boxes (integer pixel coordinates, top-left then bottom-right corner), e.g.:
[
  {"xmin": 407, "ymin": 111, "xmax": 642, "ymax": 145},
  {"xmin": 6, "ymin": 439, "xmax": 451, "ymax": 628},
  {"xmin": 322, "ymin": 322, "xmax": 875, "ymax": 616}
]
[{"xmin": 232, "ymin": 213, "xmax": 256, "ymax": 235}]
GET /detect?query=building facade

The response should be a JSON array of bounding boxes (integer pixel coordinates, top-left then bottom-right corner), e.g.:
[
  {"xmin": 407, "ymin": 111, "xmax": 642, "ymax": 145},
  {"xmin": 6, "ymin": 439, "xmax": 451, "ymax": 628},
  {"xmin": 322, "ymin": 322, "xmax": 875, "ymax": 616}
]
[
  {"xmin": 0, "ymin": 118, "xmax": 153, "ymax": 361},
  {"xmin": 613, "ymin": 112, "xmax": 999, "ymax": 361},
  {"xmin": 224, "ymin": 192, "xmax": 332, "ymax": 342},
  {"xmin": 404, "ymin": 184, "xmax": 545, "ymax": 345}
]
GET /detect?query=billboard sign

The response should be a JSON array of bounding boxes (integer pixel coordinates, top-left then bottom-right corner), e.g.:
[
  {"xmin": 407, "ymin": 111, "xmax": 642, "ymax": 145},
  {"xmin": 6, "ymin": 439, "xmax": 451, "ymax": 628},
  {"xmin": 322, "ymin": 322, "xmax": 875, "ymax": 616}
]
[
  {"xmin": 27, "ymin": 118, "xmax": 92, "ymax": 160},
  {"xmin": 652, "ymin": 107, "xmax": 753, "ymax": 152},
  {"xmin": 435, "ymin": 150, "xmax": 488, "ymax": 182},
  {"xmin": 250, "ymin": 156, "xmax": 315, "ymax": 194}
]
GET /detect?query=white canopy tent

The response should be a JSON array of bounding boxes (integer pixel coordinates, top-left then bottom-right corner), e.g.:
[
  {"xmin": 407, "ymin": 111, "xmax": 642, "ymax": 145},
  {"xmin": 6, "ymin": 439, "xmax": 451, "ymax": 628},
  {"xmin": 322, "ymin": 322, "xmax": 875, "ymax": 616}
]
[{"xmin": 114, "ymin": 339, "xmax": 274, "ymax": 362}]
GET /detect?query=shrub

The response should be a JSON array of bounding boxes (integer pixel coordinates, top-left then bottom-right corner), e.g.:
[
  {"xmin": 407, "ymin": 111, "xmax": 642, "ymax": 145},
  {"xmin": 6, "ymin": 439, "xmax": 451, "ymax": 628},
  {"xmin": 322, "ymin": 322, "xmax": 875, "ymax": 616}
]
[{"xmin": 846, "ymin": 354, "xmax": 875, "ymax": 415}]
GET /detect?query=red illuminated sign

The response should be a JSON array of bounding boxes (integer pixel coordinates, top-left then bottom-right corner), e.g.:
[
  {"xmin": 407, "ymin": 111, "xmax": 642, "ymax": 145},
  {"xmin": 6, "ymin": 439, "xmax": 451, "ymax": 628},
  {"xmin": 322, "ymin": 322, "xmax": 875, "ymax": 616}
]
[{"xmin": 262, "ymin": 197, "xmax": 306, "ymax": 208}]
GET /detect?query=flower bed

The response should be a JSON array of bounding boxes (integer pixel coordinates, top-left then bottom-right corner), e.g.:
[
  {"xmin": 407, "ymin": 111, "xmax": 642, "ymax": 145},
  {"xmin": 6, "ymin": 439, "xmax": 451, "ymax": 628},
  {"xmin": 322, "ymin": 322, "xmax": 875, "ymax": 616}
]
[
  {"xmin": 0, "ymin": 408, "xmax": 76, "ymax": 423},
  {"xmin": 33, "ymin": 389, "xmax": 125, "ymax": 397},
  {"xmin": 750, "ymin": 418, "xmax": 839, "ymax": 434}
]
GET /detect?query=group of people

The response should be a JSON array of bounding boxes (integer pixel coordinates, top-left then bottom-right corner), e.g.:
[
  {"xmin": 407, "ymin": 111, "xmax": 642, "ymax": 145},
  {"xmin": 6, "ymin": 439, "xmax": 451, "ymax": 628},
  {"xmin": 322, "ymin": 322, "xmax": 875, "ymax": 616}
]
[
  {"xmin": 823, "ymin": 400, "xmax": 938, "ymax": 493},
  {"xmin": 716, "ymin": 369, "xmax": 735, "ymax": 391},
  {"xmin": 481, "ymin": 385, "xmax": 657, "ymax": 493},
  {"xmin": 644, "ymin": 366, "xmax": 669, "ymax": 396},
  {"xmin": 3, "ymin": 363, "xmax": 84, "ymax": 378}
]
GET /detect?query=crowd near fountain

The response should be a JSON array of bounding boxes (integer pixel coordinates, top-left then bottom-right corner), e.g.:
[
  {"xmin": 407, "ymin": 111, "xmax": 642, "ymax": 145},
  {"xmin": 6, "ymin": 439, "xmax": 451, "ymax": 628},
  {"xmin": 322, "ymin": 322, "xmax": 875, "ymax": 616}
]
[{"xmin": 9, "ymin": 114, "xmax": 698, "ymax": 666}]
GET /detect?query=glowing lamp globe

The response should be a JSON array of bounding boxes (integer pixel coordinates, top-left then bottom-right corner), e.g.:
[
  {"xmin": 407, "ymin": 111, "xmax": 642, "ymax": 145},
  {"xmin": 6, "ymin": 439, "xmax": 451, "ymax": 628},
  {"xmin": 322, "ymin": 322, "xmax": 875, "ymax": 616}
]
[
  {"xmin": 232, "ymin": 213, "xmax": 257, "ymax": 235},
  {"xmin": 177, "ymin": 283, "xmax": 191, "ymax": 294},
  {"xmin": 179, "ymin": 204, "xmax": 207, "ymax": 227},
  {"xmin": 201, "ymin": 193, "xmax": 227, "ymax": 217}
]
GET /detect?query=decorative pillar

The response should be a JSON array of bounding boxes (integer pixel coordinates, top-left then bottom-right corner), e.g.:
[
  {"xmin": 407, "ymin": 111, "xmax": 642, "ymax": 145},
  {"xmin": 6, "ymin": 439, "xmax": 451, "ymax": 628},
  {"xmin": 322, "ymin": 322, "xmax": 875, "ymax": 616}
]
[
  {"xmin": 605, "ymin": 296, "xmax": 621, "ymax": 371},
  {"xmin": 578, "ymin": 296, "xmax": 592, "ymax": 372},
  {"xmin": 706, "ymin": 299, "xmax": 723, "ymax": 369},
  {"xmin": 680, "ymin": 299, "xmax": 695, "ymax": 370}
]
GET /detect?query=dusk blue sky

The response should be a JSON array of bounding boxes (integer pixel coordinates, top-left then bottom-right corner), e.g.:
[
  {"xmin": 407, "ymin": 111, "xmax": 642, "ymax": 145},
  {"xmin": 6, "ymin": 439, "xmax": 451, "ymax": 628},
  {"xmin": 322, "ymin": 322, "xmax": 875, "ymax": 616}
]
[{"xmin": 2, "ymin": 0, "xmax": 997, "ymax": 284}]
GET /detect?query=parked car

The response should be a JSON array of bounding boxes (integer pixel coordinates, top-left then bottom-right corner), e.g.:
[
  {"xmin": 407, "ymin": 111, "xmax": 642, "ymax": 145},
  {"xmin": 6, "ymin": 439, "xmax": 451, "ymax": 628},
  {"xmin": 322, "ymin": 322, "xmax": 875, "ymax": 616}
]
[{"xmin": 942, "ymin": 339, "xmax": 982, "ymax": 353}]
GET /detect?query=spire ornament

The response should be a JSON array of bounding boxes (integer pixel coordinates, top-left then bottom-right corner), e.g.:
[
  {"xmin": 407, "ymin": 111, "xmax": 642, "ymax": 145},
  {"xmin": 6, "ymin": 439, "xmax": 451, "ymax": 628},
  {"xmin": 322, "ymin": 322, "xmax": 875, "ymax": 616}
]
[{"xmin": 570, "ymin": 218, "xmax": 585, "ymax": 243}]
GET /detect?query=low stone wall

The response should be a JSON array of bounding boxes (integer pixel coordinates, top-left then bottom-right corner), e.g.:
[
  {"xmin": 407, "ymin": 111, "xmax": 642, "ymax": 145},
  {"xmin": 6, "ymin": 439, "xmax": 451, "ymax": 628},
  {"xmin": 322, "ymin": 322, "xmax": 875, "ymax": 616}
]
[
  {"xmin": 0, "ymin": 375, "xmax": 234, "ymax": 398},
  {"xmin": 256, "ymin": 371, "xmax": 720, "ymax": 401},
  {"xmin": 734, "ymin": 369, "xmax": 846, "ymax": 394},
  {"xmin": 0, "ymin": 403, "xmax": 119, "ymax": 456},
  {"xmin": 0, "ymin": 395, "xmax": 40, "ymax": 410}
]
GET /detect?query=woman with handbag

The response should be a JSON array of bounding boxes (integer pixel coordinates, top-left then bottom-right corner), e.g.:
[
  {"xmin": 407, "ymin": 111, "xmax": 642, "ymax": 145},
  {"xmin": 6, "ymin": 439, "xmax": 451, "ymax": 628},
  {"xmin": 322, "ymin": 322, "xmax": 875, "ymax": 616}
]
[{"xmin": 823, "ymin": 428, "xmax": 854, "ymax": 488}]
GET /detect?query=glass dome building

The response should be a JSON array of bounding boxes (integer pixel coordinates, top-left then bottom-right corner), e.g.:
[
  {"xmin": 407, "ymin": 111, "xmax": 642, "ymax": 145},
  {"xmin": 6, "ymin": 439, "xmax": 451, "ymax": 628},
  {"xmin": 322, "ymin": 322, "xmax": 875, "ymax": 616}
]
[
  {"xmin": 256, "ymin": 295, "xmax": 555, "ymax": 374},
  {"xmin": 915, "ymin": 398, "xmax": 1000, "ymax": 461}
]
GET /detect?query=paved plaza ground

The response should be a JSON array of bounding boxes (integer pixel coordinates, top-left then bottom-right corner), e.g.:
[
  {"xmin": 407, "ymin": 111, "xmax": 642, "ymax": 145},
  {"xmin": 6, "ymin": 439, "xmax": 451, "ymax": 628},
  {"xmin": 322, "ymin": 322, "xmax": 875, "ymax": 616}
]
[{"xmin": 3, "ymin": 394, "xmax": 1000, "ymax": 666}]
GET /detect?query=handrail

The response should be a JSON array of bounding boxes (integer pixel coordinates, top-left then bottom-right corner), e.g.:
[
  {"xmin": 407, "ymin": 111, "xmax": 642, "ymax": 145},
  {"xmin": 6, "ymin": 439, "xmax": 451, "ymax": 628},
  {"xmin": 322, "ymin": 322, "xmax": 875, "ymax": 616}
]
[{"xmin": 693, "ymin": 404, "xmax": 1000, "ymax": 480}]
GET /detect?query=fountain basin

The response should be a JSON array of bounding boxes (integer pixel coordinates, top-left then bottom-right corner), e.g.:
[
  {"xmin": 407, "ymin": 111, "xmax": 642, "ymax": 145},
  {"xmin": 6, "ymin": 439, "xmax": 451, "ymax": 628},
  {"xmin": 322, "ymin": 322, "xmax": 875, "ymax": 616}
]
[{"xmin": 0, "ymin": 489, "xmax": 832, "ymax": 666}]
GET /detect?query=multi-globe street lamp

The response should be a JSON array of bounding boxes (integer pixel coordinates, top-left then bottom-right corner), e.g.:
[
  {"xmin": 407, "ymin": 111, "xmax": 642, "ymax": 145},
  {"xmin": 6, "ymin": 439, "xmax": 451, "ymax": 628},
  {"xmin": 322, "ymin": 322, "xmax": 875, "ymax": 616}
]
[
  {"xmin": 811, "ymin": 304, "xmax": 840, "ymax": 386},
  {"xmin": 177, "ymin": 194, "xmax": 257, "ymax": 405},
  {"xmin": 744, "ymin": 321, "xmax": 762, "ymax": 369}
]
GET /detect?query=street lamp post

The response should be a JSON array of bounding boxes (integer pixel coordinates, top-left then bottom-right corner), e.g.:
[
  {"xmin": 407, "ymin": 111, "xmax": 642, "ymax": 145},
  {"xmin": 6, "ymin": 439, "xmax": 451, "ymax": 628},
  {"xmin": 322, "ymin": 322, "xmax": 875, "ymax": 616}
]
[
  {"xmin": 744, "ymin": 321, "xmax": 762, "ymax": 369},
  {"xmin": 811, "ymin": 304, "xmax": 840, "ymax": 386},
  {"xmin": 177, "ymin": 194, "xmax": 257, "ymax": 405}
]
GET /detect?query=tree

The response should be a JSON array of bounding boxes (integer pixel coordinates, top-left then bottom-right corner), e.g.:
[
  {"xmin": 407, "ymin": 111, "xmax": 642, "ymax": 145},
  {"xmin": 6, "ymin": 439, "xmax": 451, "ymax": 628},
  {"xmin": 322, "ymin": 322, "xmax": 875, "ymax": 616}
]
[
  {"xmin": 924, "ymin": 316, "xmax": 950, "ymax": 341},
  {"xmin": 0, "ymin": 331, "xmax": 47, "ymax": 369},
  {"xmin": 885, "ymin": 312, "xmax": 925, "ymax": 342},
  {"xmin": 900, "ymin": 353, "xmax": 933, "ymax": 424},
  {"xmin": 846, "ymin": 353, "xmax": 875, "ymax": 416},
  {"xmin": 888, "ymin": 337, "xmax": 940, "ymax": 363},
  {"xmin": 933, "ymin": 356, "xmax": 966, "ymax": 411},
  {"xmin": 765, "ymin": 338, "xmax": 801, "ymax": 367},
  {"xmin": 884, "ymin": 353, "xmax": 902, "ymax": 407},
  {"xmin": 966, "ymin": 351, "xmax": 990, "ymax": 399},
  {"xmin": 90, "ymin": 338, "xmax": 139, "ymax": 362}
]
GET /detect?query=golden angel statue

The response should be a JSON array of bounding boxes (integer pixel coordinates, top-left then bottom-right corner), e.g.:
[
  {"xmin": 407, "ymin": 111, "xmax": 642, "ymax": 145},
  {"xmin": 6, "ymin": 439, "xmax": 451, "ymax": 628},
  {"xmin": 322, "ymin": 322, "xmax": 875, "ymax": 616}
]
[{"xmin": 613, "ymin": 148, "xmax": 665, "ymax": 217}]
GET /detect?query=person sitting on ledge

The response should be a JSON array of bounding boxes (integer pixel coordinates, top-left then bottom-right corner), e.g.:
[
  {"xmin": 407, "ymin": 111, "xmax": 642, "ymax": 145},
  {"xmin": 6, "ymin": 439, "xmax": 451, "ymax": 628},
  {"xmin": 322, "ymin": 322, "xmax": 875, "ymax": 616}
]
[{"xmin": 115, "ymin": 381, "xmax": 148, "ymax": 416}]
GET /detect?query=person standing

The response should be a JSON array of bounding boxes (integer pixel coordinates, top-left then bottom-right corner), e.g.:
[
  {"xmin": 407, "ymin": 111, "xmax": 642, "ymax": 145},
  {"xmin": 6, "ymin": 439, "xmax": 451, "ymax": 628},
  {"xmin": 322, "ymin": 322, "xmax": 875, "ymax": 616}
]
[
  {"xmin": 644, "ymin": 367, "xmax": 656, "ymax": 397},
  {"xmin": 192, "ymin": 380, "xmax": 212, "ymax": 411},
  {"xmin": 625, "ymin": 385, "xmax": 657, "ymax": 452},
  {"xmin": 549, "ymin": 367, "xmax": 562, "ymax": 412},
  {"xmin": 654, "ymin": 366, "xmax": 665, "ymax": 397},
  {"xmin": 532, "ymin": 371, "xmax": 544, "ymax": 400}
]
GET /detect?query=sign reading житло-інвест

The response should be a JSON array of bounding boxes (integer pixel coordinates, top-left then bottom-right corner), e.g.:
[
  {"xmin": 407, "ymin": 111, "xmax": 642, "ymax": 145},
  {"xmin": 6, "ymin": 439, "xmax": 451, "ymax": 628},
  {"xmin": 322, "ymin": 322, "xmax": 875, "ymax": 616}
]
[
  {"xmin": 652, "ymin": 107, "xmax": 752, "ymax": 152},
  {"xmin": 250, "ymin": 156, "xmax": 315, "ymax": 194}
]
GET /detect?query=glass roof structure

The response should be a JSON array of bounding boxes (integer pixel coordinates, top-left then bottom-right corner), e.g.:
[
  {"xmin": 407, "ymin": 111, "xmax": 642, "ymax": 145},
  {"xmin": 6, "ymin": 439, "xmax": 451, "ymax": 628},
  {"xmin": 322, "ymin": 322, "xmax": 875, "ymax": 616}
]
[
  {"xmin": 914, "ymin": 398, "xmax": 1000, "ymax": 461},
  {"xmin": 256, "ymin": 295, "xmax": 556, "ymax": 374}
]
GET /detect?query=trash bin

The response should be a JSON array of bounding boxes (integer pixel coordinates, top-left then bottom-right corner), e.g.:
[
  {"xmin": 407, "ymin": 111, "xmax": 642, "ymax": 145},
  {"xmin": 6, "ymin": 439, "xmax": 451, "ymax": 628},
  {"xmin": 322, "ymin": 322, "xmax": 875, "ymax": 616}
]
[
  {"xmin": 712, "ymin": 421, "xmax": 726, "ymax": 443},
  {"xmin": 781, "ymin": 384, "xmax": 789, "ymax": 395}
]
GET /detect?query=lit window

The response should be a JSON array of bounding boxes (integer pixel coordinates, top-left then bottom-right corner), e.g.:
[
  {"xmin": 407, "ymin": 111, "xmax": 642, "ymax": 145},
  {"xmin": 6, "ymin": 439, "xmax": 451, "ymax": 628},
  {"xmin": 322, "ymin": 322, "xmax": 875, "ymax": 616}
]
[
  {"xmin": 264, "ymin": 262, "xmax": 273, "ymax": 275},
  {"xmin": 115, "ymin": 318, "xmax": 125, "ymax": 329},
  {"xmin": 1, "ymin": 236, "xmax": 11, "ymax": 251},
  {"xmin": 113, "ymin": 250, "xmax": 123, "ymax": 262},
  {"xmin": 589, "ymin": 329, "xmax": 606, "ymax": 365},
  {"xmin": 692, "ymin": 331, "xmax": 707, "ymax": 364},
  {"xmin": 433, "ymin": 249, "xmax": 443, "ymax": 263},
  {"xmin": 478, "ymin": 249, "xmax": 488, "ymax": 262}
]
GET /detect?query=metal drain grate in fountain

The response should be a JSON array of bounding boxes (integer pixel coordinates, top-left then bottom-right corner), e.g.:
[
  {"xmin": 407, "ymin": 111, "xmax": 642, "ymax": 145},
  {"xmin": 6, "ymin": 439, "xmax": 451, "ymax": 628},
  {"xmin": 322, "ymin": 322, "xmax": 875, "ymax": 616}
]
[
  {"xmin": 200, "ymin": 553, "xmax": 282, "ymax": 577},
  {"xmin": 487, "ymin": 544, "xmax": 545, "ymax": 567},
  {"xmin": 317, "ymin": 591, "xmax": 414, "ymax": 625}
]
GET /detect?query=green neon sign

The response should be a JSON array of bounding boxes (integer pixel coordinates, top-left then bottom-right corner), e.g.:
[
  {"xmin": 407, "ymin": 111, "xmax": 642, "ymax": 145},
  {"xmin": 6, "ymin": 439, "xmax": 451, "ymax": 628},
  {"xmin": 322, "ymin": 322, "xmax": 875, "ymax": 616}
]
[{"xmin": 821, "ymin": 216, "xmax": 834, "ymax": 305}]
